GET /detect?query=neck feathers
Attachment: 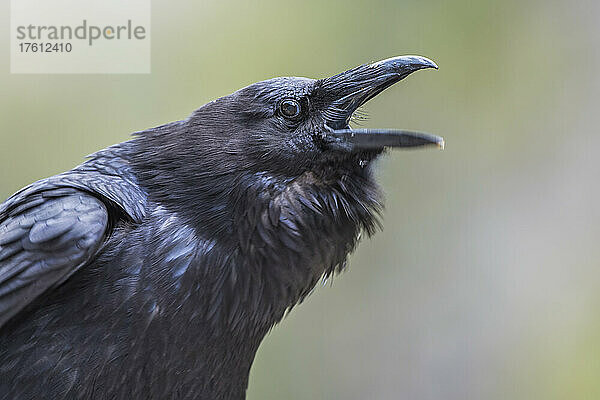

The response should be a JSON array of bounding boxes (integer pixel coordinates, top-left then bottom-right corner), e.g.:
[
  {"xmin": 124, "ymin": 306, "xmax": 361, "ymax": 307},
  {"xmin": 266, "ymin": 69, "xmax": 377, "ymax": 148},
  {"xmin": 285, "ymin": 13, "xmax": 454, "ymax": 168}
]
[{"xmin": 129, "ymin": 121, "xmax": 383, "ymax": 334}]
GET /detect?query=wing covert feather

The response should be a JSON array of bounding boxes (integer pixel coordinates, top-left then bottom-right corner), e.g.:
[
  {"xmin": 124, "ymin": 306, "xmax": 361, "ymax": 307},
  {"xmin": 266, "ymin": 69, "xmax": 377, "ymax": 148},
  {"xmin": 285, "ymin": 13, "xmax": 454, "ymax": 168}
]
[{"xmin": 0, "ymin": 189, "xmax": 108, "ymax": 328}]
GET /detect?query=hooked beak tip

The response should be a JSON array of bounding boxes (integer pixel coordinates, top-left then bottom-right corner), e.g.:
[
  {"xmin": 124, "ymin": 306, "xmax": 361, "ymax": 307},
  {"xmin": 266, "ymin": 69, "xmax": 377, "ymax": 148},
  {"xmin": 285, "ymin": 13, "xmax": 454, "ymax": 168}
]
[{"xmin": 371, "ymin": 55, "xmax": 439, "ymax": 72}]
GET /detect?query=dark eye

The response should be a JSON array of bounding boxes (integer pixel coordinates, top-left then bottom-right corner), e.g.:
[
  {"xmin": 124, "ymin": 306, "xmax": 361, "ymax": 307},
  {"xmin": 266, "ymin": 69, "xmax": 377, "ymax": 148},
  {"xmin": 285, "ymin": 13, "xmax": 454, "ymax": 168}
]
[{"xmin": 279, "ymin": 98, "xmax": 302, "ymax": 119}]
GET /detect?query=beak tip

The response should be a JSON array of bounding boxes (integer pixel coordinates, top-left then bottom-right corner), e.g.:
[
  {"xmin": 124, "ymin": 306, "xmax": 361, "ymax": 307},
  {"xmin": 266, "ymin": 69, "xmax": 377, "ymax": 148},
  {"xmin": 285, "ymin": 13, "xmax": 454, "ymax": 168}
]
[
  {"xmin": 408, "ymin": 55, "xmax": 439, "ymax": 71},
  {"xmin": 373, "ymin": 55, "xmax": 439, "ymax": 72},
  {"xmin": 437, "ymin": 139, "xmax": 445, "ymax": 150}
]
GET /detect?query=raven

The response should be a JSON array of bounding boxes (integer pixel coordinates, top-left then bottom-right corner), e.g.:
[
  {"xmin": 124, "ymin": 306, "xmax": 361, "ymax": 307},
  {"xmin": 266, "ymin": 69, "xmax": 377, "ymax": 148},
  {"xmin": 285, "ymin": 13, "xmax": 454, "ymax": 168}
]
[{"xmin": 0, "ymin": 56, "xmax": 442, "ymax": 399}]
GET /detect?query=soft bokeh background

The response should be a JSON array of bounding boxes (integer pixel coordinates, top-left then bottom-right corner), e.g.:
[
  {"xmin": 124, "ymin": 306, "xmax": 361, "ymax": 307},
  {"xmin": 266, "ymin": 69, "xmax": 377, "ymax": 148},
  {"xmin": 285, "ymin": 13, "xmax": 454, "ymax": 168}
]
[{"xmin": 1, "ymin": 0, "xmax": 599, "ymax": 398}]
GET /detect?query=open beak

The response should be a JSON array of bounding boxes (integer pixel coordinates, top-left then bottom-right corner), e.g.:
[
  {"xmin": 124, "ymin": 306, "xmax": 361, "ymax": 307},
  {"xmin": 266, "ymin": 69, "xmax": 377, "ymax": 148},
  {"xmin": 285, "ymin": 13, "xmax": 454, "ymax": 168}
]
[{"xmin": 320, "ymin": 55, "xmax": 444, "ymax": 151}]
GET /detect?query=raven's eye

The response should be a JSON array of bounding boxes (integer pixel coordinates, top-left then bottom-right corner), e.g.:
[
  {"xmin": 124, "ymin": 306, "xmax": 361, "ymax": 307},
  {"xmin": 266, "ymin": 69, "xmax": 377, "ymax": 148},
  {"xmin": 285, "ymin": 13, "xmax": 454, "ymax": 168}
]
[{"xmin": 279, "ymin": 99, "xmax": 302, "ymax": 119}]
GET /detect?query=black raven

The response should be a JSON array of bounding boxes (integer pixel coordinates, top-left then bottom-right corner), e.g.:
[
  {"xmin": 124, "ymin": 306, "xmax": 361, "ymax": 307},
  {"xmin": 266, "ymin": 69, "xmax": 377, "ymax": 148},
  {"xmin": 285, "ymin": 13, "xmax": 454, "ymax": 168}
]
[{"xmin": 0, "ymin": 56, "xmax": 442, "ymax": 399}]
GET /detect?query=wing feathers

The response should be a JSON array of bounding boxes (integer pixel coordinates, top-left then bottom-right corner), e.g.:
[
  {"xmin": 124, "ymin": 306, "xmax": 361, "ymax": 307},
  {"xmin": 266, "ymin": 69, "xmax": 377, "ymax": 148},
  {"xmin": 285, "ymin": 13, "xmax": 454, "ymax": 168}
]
[
  {"xmin": 29, "ymin": 217, "xmax": 79, "ymax": 244},
  {"xmin": 0, "ymin": 191, "xmax": 109, "ymax": 328}
]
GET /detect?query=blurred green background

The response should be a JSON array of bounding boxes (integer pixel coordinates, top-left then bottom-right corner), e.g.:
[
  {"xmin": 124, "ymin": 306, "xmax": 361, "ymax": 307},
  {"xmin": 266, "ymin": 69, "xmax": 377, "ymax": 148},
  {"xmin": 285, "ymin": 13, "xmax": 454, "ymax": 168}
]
[{"xmin": 1, "ymin": 0, "xmax": 599, "ymax": 398}]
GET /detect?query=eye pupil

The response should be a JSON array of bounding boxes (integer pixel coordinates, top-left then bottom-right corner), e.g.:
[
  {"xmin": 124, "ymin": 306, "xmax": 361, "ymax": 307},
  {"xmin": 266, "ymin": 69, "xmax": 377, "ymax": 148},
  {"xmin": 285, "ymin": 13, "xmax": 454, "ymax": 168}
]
[{"xmin": 280, "ymin": 99, "xmax": 301, "ymax": 118}]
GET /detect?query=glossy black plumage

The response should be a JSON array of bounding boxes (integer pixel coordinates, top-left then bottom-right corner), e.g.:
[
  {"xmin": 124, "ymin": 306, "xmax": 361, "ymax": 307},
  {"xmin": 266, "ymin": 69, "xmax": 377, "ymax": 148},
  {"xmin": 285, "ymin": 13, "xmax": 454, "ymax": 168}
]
[{"xmin": 0, "ymin": 56, "xmax": 440, "ymax": 400}]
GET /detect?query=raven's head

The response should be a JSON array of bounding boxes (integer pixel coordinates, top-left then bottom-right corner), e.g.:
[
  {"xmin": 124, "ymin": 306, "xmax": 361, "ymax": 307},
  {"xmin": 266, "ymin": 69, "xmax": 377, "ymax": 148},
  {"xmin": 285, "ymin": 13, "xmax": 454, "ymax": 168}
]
[
  {"xmin": 191, "ymin": 55, "xmax": 443, "ymax": 178},
  {"xmin": 133, "ymin": 55, "xmax": 442, "ymax": 247}
]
